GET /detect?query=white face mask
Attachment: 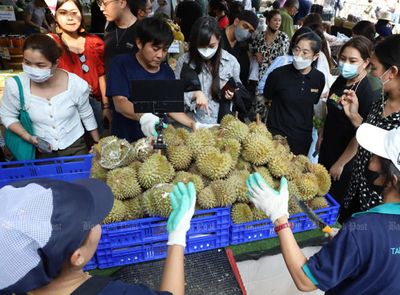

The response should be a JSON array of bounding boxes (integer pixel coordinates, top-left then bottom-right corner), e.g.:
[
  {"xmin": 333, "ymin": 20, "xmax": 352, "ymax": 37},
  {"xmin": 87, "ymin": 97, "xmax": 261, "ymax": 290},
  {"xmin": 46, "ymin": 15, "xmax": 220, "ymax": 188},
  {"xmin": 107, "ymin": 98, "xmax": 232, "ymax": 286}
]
[
  {"xmin": 292, "ymin": 55, "xmax": 313, "ymax": 70},
  {"xmin": 23, "ymin": 64, "xmax": 54, "ymax": 83},
  {"xmin": 197, "ymin": 47, "xmax": 218, "ymax": 60}
]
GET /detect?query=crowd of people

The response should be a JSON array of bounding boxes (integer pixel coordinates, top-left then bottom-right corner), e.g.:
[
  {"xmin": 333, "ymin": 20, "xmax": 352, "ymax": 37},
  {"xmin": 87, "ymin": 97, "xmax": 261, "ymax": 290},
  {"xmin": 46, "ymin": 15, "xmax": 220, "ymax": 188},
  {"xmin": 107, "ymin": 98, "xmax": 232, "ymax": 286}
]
[{"xmin": 1, "ymin": 0, "xmax": 400, "ymax": 293}]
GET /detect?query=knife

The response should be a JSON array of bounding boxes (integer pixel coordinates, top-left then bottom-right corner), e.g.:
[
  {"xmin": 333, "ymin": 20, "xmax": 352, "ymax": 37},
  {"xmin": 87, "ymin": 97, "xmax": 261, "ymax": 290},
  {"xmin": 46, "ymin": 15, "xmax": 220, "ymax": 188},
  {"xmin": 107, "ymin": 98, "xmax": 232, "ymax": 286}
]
[{"xmin": 292, "ymin": 195, "xmax": 336, "ymax": 237}]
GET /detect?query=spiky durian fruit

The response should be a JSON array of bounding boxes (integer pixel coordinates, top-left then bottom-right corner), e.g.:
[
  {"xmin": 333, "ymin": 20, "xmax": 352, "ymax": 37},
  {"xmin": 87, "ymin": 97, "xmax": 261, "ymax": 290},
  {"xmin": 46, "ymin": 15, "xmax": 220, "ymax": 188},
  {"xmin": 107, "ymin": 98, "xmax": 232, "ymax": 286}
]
[
  {"xmin": 288, "ymin": 180, "xmax": 300, "ymax": 198},
  {"xmin": 251, "ymin": 205, "xmax": 269, "ymax": 220},
  {"xmin": 132, "ymin": 137, "xmax": 153, "ymax": 162},
  {"xmin": 288, "ymin": 197, "xmax": 302, "ymax": 215},
  {"xmin": 235, "ymin": 157, "xmax": 252, "ymax": 171},
  {"xmin": 296, "ymin": 173, "xmax": 319, "ymax": 201},
  {"xmin": 198, "ymin": 186, "xmax": 218, "ymax": 209},
  {"xmin": 100, "ymin": 137, "xmax": 135, "ymax": 169},
  {"xmin": 231, "ymin": 203, "xmax": 254, "ymax": 224},
  {"xmin": 309, "ymin": 196, "xmax": 329, "ymax": 209},
  {"xmin": 221, "ymin": 119, "xmax": 249, "ymax": 142},
  {"xmin": 90, "ymin": 160, "xmax": 108, "ymax": 181},
  {"xmin": 228, "ymin": 171, "xmax": 250, "ymax": 203},
  {"xmin": 216, "ymin": 138, "xmax": 241, "ymax": 168},
  {"xmin": 163, "ymin": 126, "xmax": 189, "ymax": 147},
  {"xmin": 167, "ymin": 144, "xmax": 192, "ymax": 170},
  {"xmin": 173, "ymin": 171, "xmax": 204, "ymax": 193},
  {"xmin": 103, "ymin": 199, "xmax": 126, "ymax": 224},
  {"xmin": 93, "ymin": 136, "xmax": 118, "ymax": 159},
  {"xmin": 106, "ymin": 167, "xmax": 142, "ymax": 200},
  {"xmin": 267, "ymin": 155, "xmax": 290, "ymax": 178},
  {"xmin": 142, "ymin": 184, "xmax": 173, "ymax": 217},
  {"xmin": 138, "ymin": 154, "xmax": 175, "ymax": 189},
  {"xmin": 308, "ymin": 163, "xmax": 331, "ymax": 196},
  {"xmin": 248, "ymin": 121, "xmax": 272, "ymax": 139},
  {"xmin": 186, "ymin": 129, "xmax": 215, "ymax": 157},
  {"xmin": 242, "ymin": 133, "xmax": 273, "ymax": 165},
  {"xmin": 272, "ymin": 135, "xmax": 291, "ymax": 153},
  {"xmin": 196, "ymin": 147, "xmax": 233, "ymax": 180},
  {"xmin": 128, "ymin": 161, "xmax": 142, "ymax": 174},
  {"xmin": 124, "ymin": 197, "xmax": 145, "ymax": 220},
  {"xmin": 253, "ymin": 166, "xmax": 279, "ymax": 190},
  {"xmin": 220, "ymin": 114, "xmax": 237, "ymax": 129},
  {"xmin": 291, "ymin": 155, "xmax": 310, "ymax": 173},
  {"xmin": 210, "ymin": 180, "xmax": 237, "ymax": 207}
]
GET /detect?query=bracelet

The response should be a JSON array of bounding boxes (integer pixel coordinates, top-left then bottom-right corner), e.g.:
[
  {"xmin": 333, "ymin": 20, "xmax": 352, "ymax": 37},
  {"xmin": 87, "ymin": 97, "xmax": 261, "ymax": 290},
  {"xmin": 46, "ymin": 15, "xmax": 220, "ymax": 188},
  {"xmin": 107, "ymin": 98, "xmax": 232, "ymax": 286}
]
[{"xmin": 274, "ymin": 222, "xmax": 293, "ymax": 234}]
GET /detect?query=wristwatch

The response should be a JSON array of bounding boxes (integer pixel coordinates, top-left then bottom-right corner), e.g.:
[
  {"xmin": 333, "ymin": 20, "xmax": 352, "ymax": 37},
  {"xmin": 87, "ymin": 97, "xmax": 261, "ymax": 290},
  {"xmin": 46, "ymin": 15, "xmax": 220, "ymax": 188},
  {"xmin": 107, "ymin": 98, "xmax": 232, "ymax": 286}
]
[{"xmin": 274, "ymin": 222, "xmax": 293, "ymax": 234}]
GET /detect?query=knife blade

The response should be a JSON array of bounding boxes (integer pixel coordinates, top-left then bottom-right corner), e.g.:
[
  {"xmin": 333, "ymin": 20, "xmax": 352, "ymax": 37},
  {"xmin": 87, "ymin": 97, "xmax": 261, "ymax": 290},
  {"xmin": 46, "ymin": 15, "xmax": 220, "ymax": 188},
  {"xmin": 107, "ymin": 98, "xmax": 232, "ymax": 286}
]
[{"xmin": 292, "ymin": 195, "xmax": 335, "ymax": 237}]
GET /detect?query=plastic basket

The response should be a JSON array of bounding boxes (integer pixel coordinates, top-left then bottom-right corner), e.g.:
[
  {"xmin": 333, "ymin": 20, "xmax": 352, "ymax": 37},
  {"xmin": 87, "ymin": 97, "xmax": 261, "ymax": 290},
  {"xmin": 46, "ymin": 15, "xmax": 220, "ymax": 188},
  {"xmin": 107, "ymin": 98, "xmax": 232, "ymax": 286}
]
[
  {"xmin": 0, "ymin": 154, "xmax": 93, "ymax": 187},
  {"xmin": 230, "ymin": 194, "xmax": 339, "ymax": 245},
  {"xmin": 96, "ymin": 207, "xmax": 231, "ymax": 269}
]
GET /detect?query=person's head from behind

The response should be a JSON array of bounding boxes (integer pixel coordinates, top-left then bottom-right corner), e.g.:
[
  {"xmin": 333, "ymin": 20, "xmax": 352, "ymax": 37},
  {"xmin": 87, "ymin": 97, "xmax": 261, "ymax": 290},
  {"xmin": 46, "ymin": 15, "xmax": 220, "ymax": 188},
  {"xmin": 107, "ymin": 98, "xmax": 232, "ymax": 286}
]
[
  {"xmin": 0, "ymin": 178, "xmax": 113, "ymax": 294},
  {"xmin": 232, "ymin": 10, "xmax": 259, "ymax": 41},
  {"xmin": 227, "ymin": 1, "xmax": 243, "ymax": 25},
  {"xmin": 337, "ymin": 36, "xmax": 372, "ymax": 80},
  {"xmin": 131, "ymin": 0, "xmax": 152, "ymax": 20},
  {"xmin": 291, "ymin": 31, "xmax": 321, "ymax": 70},
  {"xmin": 309, "ymin": 4, "xmax": 323, "ymax": 14},
  {"xmin": 283, "ymin": 0, "xmax": 299, "ymax": 16},
  {"xmin": 98, "ymin": 0, "xmax": 131, "ymax": 22},
  {"xmin": 22, "ymin": 34, "xmax": 63, "ymax": 83},
  {"xmin": 352, "ymin": 20, "xmax": 376, "ymax": 43},
  {"xmin": 264, "ymin": 9, "xmax": 281, "ymax": 33},
  {"xmin": 302, "ymin": 13, "xmax": 323, "ymax": 29},
  {"xmin": 208, "ymin": 0, "xmax": 228, "ymax": 17},
  {"xmin": 55, "ymin": 0, "xmax": 85, "ymax": 35},
  {"xmin": 189, "ymin": 16, "xmax": 222, "ymax": 99},
  {"xmin": 356, "ymin": 124, "xmax": 400, "ymax": 198},
  {"xmin": 370, "ymin": 34, "xmax": 400, "ymax": 94},
  {"xmin": 135, "ymin": 17, "xmax": 173, "ymax": 70}
]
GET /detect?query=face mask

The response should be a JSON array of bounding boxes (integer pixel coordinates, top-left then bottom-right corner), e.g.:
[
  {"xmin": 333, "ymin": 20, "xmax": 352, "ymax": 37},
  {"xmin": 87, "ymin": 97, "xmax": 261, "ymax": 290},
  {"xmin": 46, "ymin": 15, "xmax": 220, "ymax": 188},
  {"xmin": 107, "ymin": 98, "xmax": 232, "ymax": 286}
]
[
  {"xmin": 268, "ymin": 26, "xmax": 277, "ymax": 33},
  {"xmin": 378, "ymin": 68, "xmax": 391, "ymax": 88},
  {"xmin": 292, "ymin": 55, "xmax": 313, "ymax": 70},
  {"xmin": 198, "ymin": 47, "xmax": 218, "ymax": 60},
  {"xmin": 365, "ymin": 169, "xmax": 385, "ymax": 196},
  {"xmin": 338, "ymin": 62, "xmax": 360, "ymax": 79},
  {"xmin": 23, "ymin": 64, "xmax": 54, "ymax": 83},
  {"xmin": 234, "ymin": 26, "xmax": 251, "ymax": 42}
]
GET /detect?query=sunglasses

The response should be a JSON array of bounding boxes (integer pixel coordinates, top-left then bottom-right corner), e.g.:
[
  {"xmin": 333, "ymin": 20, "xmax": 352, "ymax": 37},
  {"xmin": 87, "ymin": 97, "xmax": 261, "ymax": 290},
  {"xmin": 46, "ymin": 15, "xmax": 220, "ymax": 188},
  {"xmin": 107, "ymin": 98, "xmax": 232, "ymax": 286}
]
[{"xmin": 79, "ymin": 54, "xmax": 89, "ymax": 73}]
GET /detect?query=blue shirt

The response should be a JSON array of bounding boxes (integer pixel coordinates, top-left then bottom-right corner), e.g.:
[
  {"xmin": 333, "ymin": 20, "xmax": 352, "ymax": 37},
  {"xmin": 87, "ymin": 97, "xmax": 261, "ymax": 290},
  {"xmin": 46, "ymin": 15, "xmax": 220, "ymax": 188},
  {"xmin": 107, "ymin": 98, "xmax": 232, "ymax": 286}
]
[
  {"xmin": 303, "ymin": 203, "xmax": 400, "ymax": 294},
  {"xmin": 98, "ymin": 280, "xmax": 171, "ymax": 294},
  {"xmin": 106, "ymin": 54, "xmax": 175, "ymax": 142}
]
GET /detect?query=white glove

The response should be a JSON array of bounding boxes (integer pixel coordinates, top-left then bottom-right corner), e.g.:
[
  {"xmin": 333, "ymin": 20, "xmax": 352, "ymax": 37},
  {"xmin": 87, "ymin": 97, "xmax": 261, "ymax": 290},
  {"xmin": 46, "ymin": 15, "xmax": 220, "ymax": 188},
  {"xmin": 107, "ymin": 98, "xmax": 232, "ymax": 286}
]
[
  {"xmin": 167, "ymin": 182, "xmax": 196, "ymax": 247},
  {"xmin": 139, "ymin": 113, "xmax": 162, "ymax": 137},
  {"xmin": 194, "ymin": 122, "xmax": 220, "ymax": 129},
  {"xmin": 246, "ymin": 173, "xmax": 289, "ymax": 223}
]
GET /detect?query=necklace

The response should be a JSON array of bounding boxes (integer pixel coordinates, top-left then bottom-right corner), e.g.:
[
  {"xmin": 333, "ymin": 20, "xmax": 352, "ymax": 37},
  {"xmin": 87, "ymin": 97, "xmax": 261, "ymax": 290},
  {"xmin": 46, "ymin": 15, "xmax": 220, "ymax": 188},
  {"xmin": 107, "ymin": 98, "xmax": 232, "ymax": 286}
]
[{"xmin": 116, "ymin": 27, "xmax": 128, "ymax": 47}]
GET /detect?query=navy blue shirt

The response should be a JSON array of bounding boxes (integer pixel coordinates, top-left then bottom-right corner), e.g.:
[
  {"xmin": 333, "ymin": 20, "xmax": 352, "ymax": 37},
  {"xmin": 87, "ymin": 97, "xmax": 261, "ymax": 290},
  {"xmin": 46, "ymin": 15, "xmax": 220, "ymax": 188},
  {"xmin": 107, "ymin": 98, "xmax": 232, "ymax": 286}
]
[
  {"xmin": 303, "ymin": 203, "xmax": 400, "ymax": 294},
  {"xmin": 106, "ymin": 54, "xmax": 175, "ymax": 142},
  {"xmin": 98, "ymin": 280, "xmax": 171, "ymax": 295}
]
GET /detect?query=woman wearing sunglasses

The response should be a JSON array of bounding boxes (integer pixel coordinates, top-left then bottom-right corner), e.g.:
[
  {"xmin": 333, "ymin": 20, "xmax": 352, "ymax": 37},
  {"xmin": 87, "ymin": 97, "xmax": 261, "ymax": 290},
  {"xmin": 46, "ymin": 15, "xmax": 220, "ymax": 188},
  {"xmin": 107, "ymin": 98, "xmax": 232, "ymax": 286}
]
[{"xmin": 49, "ymin": 0, "xmax": 111, "ymax": 135}]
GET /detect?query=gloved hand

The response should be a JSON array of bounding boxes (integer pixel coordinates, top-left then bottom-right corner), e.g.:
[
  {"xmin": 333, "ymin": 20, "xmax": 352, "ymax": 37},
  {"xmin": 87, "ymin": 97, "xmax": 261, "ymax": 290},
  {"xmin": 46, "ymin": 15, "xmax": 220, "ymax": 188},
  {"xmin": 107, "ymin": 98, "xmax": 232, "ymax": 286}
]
[
  {"xmin": 246, "ymin": 173, "xmax": 289, "ymax": 223},
  {"xmin": 167, "ymin": 182, "xmax": 196, "ymax": 247},
  {"xmin": 139, "ymin": 113, "xmax": 167, "ymax": 137},
  {"xmin": 194, "ymin": 122, "xmax": 220, "ymax": 130}
]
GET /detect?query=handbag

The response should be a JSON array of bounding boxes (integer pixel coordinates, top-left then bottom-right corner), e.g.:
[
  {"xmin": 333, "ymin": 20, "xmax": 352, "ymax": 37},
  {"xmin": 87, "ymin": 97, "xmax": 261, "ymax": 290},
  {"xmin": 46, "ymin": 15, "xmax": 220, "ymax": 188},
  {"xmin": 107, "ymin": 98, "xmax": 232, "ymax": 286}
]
[{"xmin": 5, "ymin": 76, "xmax": 36, "ymax": 161}]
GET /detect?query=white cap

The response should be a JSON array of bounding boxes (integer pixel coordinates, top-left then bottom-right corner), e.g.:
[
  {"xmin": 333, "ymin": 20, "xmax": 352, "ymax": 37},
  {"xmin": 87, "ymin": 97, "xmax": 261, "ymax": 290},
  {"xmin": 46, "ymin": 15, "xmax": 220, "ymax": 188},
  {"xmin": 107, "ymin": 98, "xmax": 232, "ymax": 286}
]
[
  {"xmin": 356, "ymin": 123, "xmax": 400, "ymax": 172},
  {"xmin": 378, "ymin": 11, "xmax": 392, "ymax": 22}
]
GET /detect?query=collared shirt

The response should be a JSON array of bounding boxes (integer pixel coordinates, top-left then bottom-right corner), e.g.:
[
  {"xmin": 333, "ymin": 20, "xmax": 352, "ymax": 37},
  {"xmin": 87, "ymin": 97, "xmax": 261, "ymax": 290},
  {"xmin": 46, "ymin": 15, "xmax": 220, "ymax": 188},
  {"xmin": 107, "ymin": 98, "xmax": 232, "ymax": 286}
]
[
  {"xmin": 303, "ymin": 202, "xmax": 400, "ymax": 295},
  {"xmin": 174, "ymin": 50, "xmax": 241, "ymax": 124},
  {"xmin": 264, "ymin": 64, "xmax": 325, "ymax": 155},
  {"xmin": 0, "ymin": 72, "xmax": 97, "ymax": 150},
  {"xmin": 279, "ymin": 8, "xmax": 294, "ymax": 39}
]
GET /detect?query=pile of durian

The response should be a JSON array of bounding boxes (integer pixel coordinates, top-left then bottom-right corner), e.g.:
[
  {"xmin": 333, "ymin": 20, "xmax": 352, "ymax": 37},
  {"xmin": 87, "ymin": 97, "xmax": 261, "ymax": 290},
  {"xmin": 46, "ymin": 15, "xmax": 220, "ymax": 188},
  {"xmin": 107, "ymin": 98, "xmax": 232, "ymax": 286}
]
[{"xmin": 90, "ymin": 115, "xmax": 331, "ymax": 225}]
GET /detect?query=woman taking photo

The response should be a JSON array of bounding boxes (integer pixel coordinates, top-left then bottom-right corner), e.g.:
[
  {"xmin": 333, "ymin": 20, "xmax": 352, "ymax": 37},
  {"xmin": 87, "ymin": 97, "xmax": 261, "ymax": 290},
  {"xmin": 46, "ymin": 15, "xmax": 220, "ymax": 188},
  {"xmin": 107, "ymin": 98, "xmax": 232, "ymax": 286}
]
[
  {"xmin": 318, "ymin": 36, "xmax": 378, "ymax": 206},
  {"xmin": 263, "ymin": 31, "xmax": 325, "ymax": 155},
  {"xmin": 250, "ymin": 9, "xmax": 289, "ymax": 81},
  {"xmin": 49, "ymin": 0, "xmax": 111, "ymax": 135},
  {"xmin": 0, "ymin": 34, "xmax": 99, "ymax": 158},
  {"xmin": 174, "ymin": 16, "xmax": 241, "ymax": 124},
  {"xmin": 340, "ymin": 34, "xmax": 400, "ymax": 223}
]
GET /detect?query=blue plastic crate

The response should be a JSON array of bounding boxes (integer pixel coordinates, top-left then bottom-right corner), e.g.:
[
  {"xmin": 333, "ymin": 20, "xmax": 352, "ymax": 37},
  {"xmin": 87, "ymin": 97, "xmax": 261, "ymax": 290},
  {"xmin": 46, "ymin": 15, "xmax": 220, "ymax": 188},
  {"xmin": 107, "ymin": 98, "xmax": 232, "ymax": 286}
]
[
  {"xmin": 84, "ymin": 256, "xmax": 98, "ymax": 271},
  {"xmin": 97, "ymin": 207, "xmax": 231, "ymax": 250},
  {"xmin": 230, "ymin": 194, "xmax": 339, "ymax": 245},
  {"xmin": 96, "ymin": 228, "xmax": 230, "ymax": 269},
  {"xmin": 0, "ymin": 154, "xmax": 93, "ymax": 187}
]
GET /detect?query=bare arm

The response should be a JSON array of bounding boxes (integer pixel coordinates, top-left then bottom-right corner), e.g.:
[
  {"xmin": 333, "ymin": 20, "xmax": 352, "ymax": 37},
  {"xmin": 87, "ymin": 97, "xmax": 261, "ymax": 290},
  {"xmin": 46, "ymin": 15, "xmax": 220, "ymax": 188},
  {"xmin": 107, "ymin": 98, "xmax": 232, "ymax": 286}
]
[
  {"xmin": 275, "ymin": 217, "xmax": 318, "ymax": 292},
  {"xmin": 160, "ymin": 245, "xmax": 185, "ymax": 295},
  {"xmin": 335, "ymin": 137, "xmax": 358, "ymax": 167},
  {"xmin": 98, "ymin": 75, "xmax": 109, "ymax": 106},
  {"xmin": 25, "ymin": 13, "xmax": 42, "ymax": 30},
  {"xmin": 168, "ymin": 112, "xmax": 195, "ymax": 129},
  {"xmin": 7, "ymin": 122, "xmax": 37, "ymax": 145},
  {"xmin": 112, "ymin": 95, "xmax": 143, "ymax": 121}
]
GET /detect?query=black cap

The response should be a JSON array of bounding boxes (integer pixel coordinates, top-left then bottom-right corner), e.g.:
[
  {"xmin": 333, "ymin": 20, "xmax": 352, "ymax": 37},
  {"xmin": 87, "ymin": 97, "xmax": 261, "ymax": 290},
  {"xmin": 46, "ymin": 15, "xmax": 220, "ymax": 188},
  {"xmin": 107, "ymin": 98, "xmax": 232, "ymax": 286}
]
[{"xmin": 238, "ymin": 10, "xmax": 259, "ymax": 30}]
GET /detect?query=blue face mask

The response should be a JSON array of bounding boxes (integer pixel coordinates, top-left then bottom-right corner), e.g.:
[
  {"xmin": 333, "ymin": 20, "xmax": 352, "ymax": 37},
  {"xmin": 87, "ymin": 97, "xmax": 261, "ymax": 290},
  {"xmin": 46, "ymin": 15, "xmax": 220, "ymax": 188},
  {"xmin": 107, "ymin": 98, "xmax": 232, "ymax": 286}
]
[{"xmin": 338, "ymin": 62, "xmax": 360, "ymax": 79}]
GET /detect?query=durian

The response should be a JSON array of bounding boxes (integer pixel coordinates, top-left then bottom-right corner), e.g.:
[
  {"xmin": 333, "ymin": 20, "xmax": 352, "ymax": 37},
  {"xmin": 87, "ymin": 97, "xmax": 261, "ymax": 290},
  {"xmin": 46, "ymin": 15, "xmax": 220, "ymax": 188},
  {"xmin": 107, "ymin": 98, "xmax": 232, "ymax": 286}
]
[
  {"xmin": 90, "ymin": 160, "xmax": 108, "ymax": 181},
  {"xmin": 93, "ymin": 136, "xmax": 118, "ymax": 159},
  {"xmin": 253, "ymin": 166, "xmax": 279, "ymax": 190},
  {"xmin": 173, "ymin": 171, "xmax": 204, "ymax": 193},
  {"xmin": 196, "ymin": 147, "xmax": 233, "ymax": 180},
  {"xmin": 228, "ymin": 171, "xmax": 250, "ymax": 203},
  {"xmin": 106, "ymin": 167, "xmax": 142, "ymax": 200},
  {"xmin": 296, "ymin": 173, "xmax": 319, "ymax": 201},
  {"xmin": 142, "ymin": 184, "xmax": 173, "ymax": 217},
  {"xmin": 288, "ymin": 197, "xmax": 302, "ymax": 215},
  {"xmin": 132, "ymin": 137, "xmax": 153, "ymax": 162},
  {"xmin": 267, "ymin": 154, "xmax": 290, "ymax": 178},
  {"xmin": 167, "ymin": 144, "xmax": 192, "ymax": 170},
  {"xmin": 242, "ymin": 133, "xmax": 273, "ymax": 165},
  {"xmin": 309, "ymin": 196, "xmax": 329, "ymax": 209},
  {"xmin": 100, "ymin": 137, "xmax": 135, "ymax": 169},
  {"xmin": 186, "ymin": 129, "xmax": 215, "ymax": 157},
  {"xmin": 198, "ymin": 186, "xmax": 218, "ymax": 209},
  {"xmin": 103, "ymin": 199, "xmax": 126, "ymax": 224},
  {"xmin": 138, "ymin": 154, "xmax": 175, "ymax": 189},
  {"xmin": 210, "ymin": 180, "xmax": 237, "ymax": 207},
  {"xmin": 308, "ymin": 163, "xmax": 331, "ymax": 196},
  {"xmin": 221, "ymin": 118, "xmax": 249, "ymax": 142},
  {"xmin": 124, "ymin": 197, "xmax": 145, "ymax": 220},
  {"xmin": 216, "ymin": 138, "xmax": 241, "ymax": 166},
  {"xmin": 251, "ymin": 205, "xmax": 269, "ymax": 220},
  {"xmin": 231, "ymin": 203, "xmax": 254, "ymax": 224}
]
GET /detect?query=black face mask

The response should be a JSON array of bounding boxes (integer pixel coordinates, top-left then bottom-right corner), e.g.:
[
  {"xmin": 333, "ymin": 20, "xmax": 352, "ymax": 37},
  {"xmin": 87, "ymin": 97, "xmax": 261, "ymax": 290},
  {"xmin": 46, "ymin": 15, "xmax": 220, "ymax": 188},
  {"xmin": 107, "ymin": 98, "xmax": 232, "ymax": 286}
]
[
  {"xmin": 268, "ymin": 26, "xmax": 277, "ymax": 33},
  {"xmin": 365, "ymin": 168, "xmax": 385, "ymax": 195}
]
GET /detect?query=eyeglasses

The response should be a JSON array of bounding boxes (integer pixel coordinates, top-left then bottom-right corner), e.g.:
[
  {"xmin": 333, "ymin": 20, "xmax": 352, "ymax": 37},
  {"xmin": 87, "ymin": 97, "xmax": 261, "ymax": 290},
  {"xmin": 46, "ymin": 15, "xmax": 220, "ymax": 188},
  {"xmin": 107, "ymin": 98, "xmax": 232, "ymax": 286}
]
[
  {"xmin": 97, "ymin": 0, "xmax": 117, "ymax": 8},
  {"xmin": 79, "ymin": 54, "xmax": 89, "ymax": 73},
  {"xmin": 292, "ymin": 46, "xmax": 312, "ymax": 57}
]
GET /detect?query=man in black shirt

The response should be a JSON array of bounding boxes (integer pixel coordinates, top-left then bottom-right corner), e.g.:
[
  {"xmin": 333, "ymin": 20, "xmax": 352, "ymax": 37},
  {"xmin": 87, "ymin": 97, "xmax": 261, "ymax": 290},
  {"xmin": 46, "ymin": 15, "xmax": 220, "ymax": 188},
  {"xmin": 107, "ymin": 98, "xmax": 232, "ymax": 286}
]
[
  {"xmin": 221, "ymin": 10, "xmax": 259, "ymax": 89},
  {"xmin": 175, "ymin": 0, "xmax": 203, "ymax": 41},
  {"xmin": 100, "ymin": 0, "xmax": 138, "ymax": 73}
]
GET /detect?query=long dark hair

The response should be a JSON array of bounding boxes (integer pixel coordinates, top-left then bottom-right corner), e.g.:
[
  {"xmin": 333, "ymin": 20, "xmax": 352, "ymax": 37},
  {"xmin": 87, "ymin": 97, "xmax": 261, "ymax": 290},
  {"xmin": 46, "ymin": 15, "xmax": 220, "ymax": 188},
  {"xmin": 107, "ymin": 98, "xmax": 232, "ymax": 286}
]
[
  {"xmin": 374, "ymin": 34, "xmax": 400, "ymax": 71},
  {"xmin": 339, "ymin": 36, "xmax": 373, "ymax": 62},
  {"xmin": 189, "ymin": 16, "xmax": 223, "ymax": 101},
  {"xmin": 55, "ymin": 0, "xmax": 86, "ymax": 36},
  {"xmin": 23, "ymin": 33, "xmax": 63, "ymax": 65}
]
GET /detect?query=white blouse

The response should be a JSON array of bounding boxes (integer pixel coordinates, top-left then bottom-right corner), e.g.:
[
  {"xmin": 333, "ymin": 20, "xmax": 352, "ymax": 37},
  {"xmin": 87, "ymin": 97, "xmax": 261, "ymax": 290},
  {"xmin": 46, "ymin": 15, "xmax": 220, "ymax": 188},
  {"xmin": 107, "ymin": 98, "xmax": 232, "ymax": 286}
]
[{"xmin": 0, "ymin": 72, "xmax": 97, "ymax": 150}]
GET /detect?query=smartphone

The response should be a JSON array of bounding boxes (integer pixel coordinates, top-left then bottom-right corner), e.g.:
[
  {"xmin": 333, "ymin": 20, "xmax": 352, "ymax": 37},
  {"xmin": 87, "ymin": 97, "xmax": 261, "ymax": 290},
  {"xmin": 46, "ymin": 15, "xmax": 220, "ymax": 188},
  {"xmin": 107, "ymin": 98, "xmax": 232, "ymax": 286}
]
[
  {"xmin": 222, "ymin": 79, "xmax": 236, "ymax": 93},
  {"xmin": 37, "ymin": 137, "xmax": 52, "ymax": 153}
]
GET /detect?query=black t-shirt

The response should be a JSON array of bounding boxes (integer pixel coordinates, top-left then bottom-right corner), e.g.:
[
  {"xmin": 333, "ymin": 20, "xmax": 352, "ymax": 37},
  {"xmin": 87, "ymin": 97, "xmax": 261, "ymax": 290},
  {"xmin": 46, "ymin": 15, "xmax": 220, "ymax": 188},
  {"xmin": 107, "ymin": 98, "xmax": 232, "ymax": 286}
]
[
  {"xmin": 104, "ymin": 21, "xmax": 137, "ymax": 73},
  {"xmin": 176, "ymin": 0, "xmax": 203, "ymax": 41},
  {"xmin": 264, "ymin": 64, "xmax": 325, "ymax": 155},
  {"xmin": 319, "ymin": 75, "xmax": 378, "ymax": 169},
  {"xmin": 221, "ymin": 29, "xmax": 251, "ymax": 86}
]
